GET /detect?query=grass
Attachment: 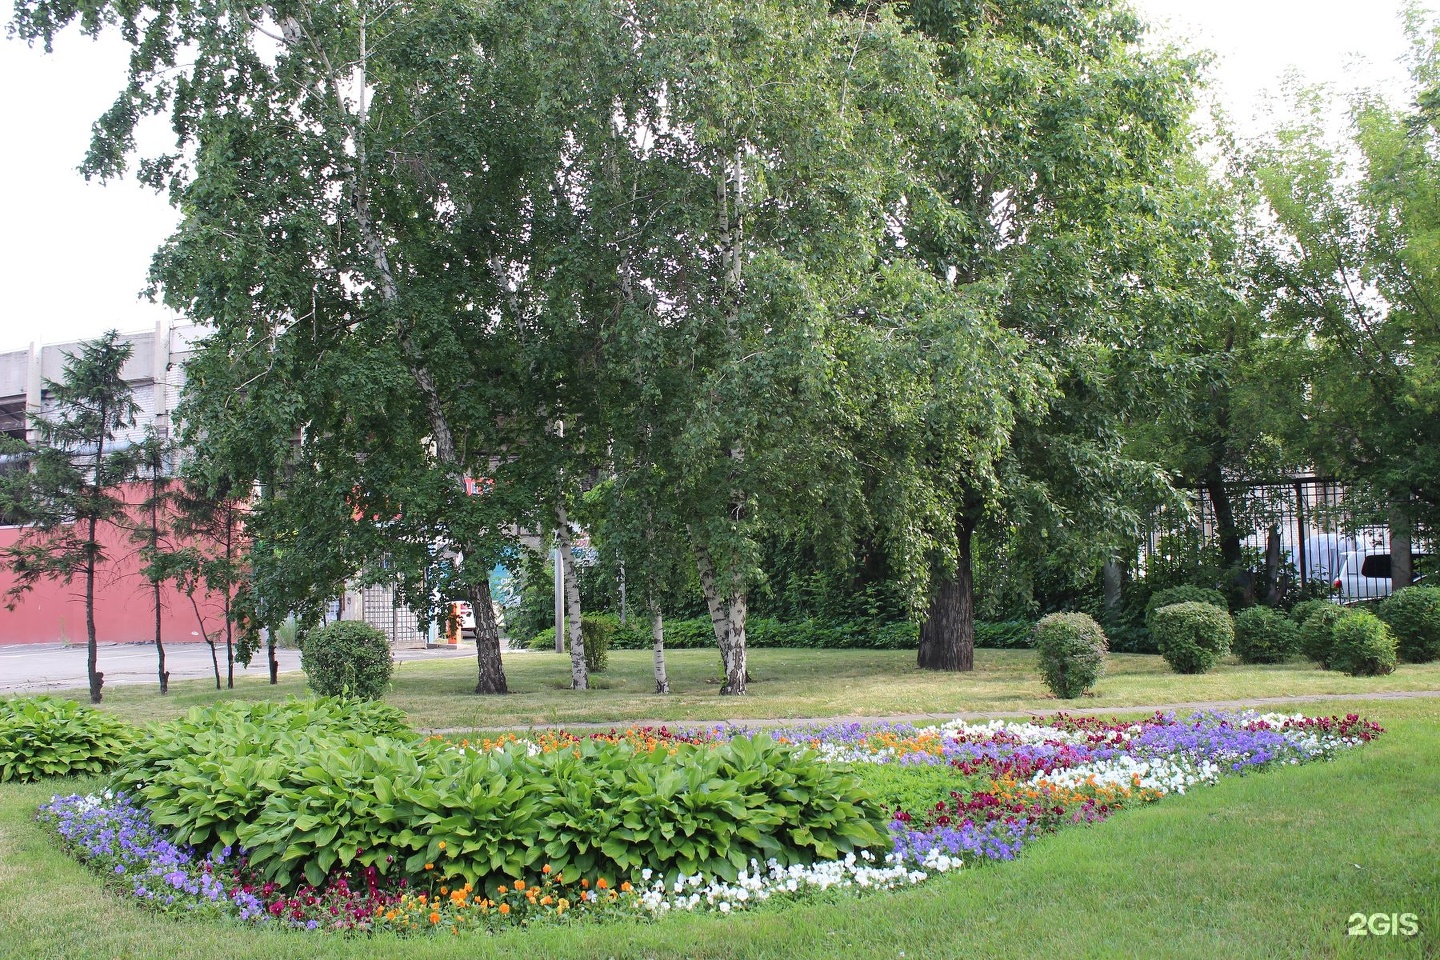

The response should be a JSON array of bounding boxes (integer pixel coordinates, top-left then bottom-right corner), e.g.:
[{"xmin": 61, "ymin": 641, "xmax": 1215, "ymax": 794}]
[
  {"xmin": 68, "ymin": 647, "xmax": 1440, "ymax": 730},
  {"xmin": 0, "ymin": 695, "xmax": 1435, "ymax": 958}
]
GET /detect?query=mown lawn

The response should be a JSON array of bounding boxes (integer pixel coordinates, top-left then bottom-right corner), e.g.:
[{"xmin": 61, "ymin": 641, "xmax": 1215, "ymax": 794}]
[
  {"xmin": 70, "ymin": 647, "xmax": 1440, "ymax": 730},
  {"xmin": 0, "ymin": 695, "xmax": 1436, "ymax": 959}
]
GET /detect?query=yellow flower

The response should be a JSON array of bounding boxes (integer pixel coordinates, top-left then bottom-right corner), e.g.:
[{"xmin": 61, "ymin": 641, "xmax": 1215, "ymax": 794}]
[{"xmin": 438, "ymin": 840, "xmax": 447, "ymax": 851}]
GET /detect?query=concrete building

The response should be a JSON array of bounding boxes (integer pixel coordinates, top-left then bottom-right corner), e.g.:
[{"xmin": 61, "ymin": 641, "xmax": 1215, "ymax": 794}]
[
  {"xmin": 0, "ymin": 321, "xmax": 204, "ymax": 449},
  {"xmin": 0, "ymin": 324, "xmax": 432, "ymax": 648}
]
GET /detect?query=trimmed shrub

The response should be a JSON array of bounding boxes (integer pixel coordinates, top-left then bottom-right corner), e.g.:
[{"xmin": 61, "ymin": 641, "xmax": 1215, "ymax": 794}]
[
  {"xmin": 579, "ymin": 614, "xmax": 613, "ymax": 672},
  {"xmin": 1232, "ymin": 606, "xmax": 1301, "ymax": 664},
  {"xmin": 1033, "ymin": 613, "xmax": 1109, "ymax": 699},
  {"xmin": 1328, "ymin": 610, "xmax": 1399, "ymax": 677},
  {"xmin": 300, "ymin": 621, "xmax": 394, "ymax": 700},
  {"xmin": 1379, "ymin": 586, "xmax": 1440, "ymax": 663},
  {"xmin": 1289, "ymin": 599, "xmax": 1331, "ymax": 627},
  {"xmin": 1144, "ymin": 586, "xmax": 1229, "ymax": 631},
  {"xmin": 113, "ymin": 704, "xmax": 886, "ymax": 892},
  {"xmin": 1151, "ymin": 602, "xmax": 1233, "ymax": 674},
  {"xmin": 1299, "ymin": 604, "xmax": 1346, "ymax": 668},
  {"xmin": 976, "ymin": 620, "xmax": 1035, "ymax": 649},
  {"xmin": 543, "ymin": 615, "xmax": 1019, "ymax": 653},
  {"xmin": 0, "ymin": 696, "xmax": 138, "ymax": 782}
]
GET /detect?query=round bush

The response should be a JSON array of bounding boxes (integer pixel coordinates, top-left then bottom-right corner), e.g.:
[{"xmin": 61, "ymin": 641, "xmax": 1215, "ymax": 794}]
[
  {"xmin": 1033, "ymin": 612, "xmax": 1109, "ymax": 699},
  {"xmin": 1298, "ymin": 604, "xmax": 1345, "ymax": 669},
  {"xmin": 1144, "ymin": 586, "xmax": 1229, "ymax": 632},
  {"xmin": 1232, "ymin": 606, "xmax": 1301, "ymax": 665},
  {"xmin": 300, "ymin": 621, "xmax": 394, "ymax": 700},
  {"xmin": 1329, "ymin": 610, "xmax": 1398, "ymax": 677},
  {"xmin": 1379, "ymin": 586, "xmax": 1440, "ymax": 663},
  {"xmin": 1151, "ymin": 602, "xmax": 1233, "ymax": 674}
]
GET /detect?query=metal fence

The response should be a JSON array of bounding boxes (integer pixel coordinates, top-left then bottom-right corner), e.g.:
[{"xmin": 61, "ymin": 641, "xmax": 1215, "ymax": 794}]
[
  {"xmin": 359, "ymin": 583, "xmax": 428, "ymax": 647},
  {"xmin": 1142, "ymin": 477, "xmax": 1432, "ymax": 603}
]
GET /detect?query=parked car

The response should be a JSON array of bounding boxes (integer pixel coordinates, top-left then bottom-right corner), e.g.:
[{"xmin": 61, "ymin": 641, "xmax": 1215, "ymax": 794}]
[{"xmin": 1331, "ymin": 550, "xmax": 1430, "ymax": 604}]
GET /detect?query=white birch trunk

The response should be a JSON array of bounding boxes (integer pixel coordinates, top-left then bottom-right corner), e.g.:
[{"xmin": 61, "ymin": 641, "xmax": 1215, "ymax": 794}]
[
  {"xmin": 651, "ymin": 604, "xmax": 670, "ymax": 694},
  {"xmin": 554, "ymin": 500, "xmax": 588, "ymax": 690}
]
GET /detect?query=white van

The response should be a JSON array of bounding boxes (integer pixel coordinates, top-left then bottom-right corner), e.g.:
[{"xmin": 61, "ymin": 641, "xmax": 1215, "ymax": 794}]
[{"xmin": 1331, "ymin": 550, "xmax": 1429, "ymax": 604}]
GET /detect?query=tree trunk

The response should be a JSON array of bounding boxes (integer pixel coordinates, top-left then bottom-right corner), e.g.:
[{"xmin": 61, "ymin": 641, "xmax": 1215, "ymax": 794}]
[
  {"xmin": 149, "ymin": 488, "xmax": 168, "ymax": 694},
  {"xmin": 1102, "ymin": 556, "xmax": 1123, "ymax": 622},
  {"xmin": 695, "ymin": 540, "xmax": 730, "ymax": 650},
  {"xmin": 724, "ymin": 577, "xmax": 748, "ymax": 695},
  {"xmin": 694, "ymin": 538, "xmax": 749, "ymax": 694},
  {"xmin": 1391, "ymin": 503, "xmax": 1413, "ymax": 590},
  {"xmin": 188, "ymin": 592, "xmax": 222, "ymax": 689},
  {"xmin": 85, "ymin": 514, "xmax": 103, "ymax": 704},
  {"xmin": 1204, "ymin": 467, "xmax": 1243, "ymax": 569},
  {"xmin": 153, "ymin": 578, "xmax": 168, "ymax": 695},
  {"xmin": 470, "ymin": 578, "xmax": 508, "ymax": 694},
  {"xmin": 554, "ymin": 503, "xmax": 588, "ymax": 690},
  {"xmin": 223, "ymin": 605, "xmax": 235, "ymax": 688},
  {"xmin": 1263, "ymin": 524, "xmax": 1286, "ymax": 606},
  {"xmin": 917, "ymin": 518, "xmax": 976, "ymax": 672},
  {"xmin": 223, "ymin": 514, "xmax": 235, "ymax": 688},
  {"xmin": 267, "ymin": 630, "xmax": 279, "ymax": 685},
  {"xmin": 651, "ymin": 604, "xmax": 670, "ymax": 694}
]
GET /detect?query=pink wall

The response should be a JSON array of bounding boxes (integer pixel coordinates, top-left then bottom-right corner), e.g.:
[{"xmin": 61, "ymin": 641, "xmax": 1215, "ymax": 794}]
[{"xmin": 0, "ymin": 484, "xmax": 230, "ymax": 646}]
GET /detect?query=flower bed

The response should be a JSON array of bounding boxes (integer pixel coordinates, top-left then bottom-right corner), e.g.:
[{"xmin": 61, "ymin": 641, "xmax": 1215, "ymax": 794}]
[{"xmin": 37, "ymin": 709, "xmax": 1382, "ymax": 934}]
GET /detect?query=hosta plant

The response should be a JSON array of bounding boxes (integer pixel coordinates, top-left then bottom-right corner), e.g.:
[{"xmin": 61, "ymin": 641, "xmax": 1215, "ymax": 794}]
[
  {"xmin": 112, "ymin": 701, "xmax": 886, "ymax": 892},
  {"xmin": 0, "ymin": 696, "xmax": 138, "ymax": 782}
]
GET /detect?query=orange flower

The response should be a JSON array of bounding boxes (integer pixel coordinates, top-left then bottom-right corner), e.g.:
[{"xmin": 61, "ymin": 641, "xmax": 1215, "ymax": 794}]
[
  {"xmin": 541, "ymin": 895, "xmax": 553, "ymax": 906},
  {"xmin": 620, "ymin": 881, "xmax": 632, "ymax": 893},
  {"xmin": 542, "ymin": 864, "xmax": 552, "ymax": 875},
  {"xmin": 580, "ymin": 879, "xmax": 589, "ymax": 889},
  {"xmin": 497, "ymin": 885, "xmax": 508, "ymax": 895},
  {"xmin": 429, "ymin": 911, "xmax": 440, "ymax": 924},
  {"xmin": 514, "ymin": 879, "xmax": 526, "ymax": 891},
  {"xmin": 498, "ymin": 903, "xmax": 511, "ymax": 915},
  {"xmin": 424, "ymin": 863, "xmax": 434, "ymax": 871},
  {"xmin": 440, "ymin": 885, "xmax": 449, "ymax": 895},
  {"xmin": 596, "ymin": 878, "xmax": 608, "ymax": 890}
]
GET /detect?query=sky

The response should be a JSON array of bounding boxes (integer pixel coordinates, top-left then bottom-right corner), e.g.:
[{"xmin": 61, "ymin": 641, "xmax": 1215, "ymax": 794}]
[{"xmin": 0, "ymin": 1, "xmax": 1424, "ymax": 353}]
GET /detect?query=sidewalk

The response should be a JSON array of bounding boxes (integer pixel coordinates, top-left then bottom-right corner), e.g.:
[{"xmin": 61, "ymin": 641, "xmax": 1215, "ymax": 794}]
[{"xmin": 0, "ymin": 641, "xmax": 478, "ymax": 694}]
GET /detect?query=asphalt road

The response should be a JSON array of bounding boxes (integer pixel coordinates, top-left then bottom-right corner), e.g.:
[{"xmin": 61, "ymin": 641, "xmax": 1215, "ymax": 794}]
[{"xmin": 0, "ymin": 641, "xmax": 478, "ymax": 694}]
